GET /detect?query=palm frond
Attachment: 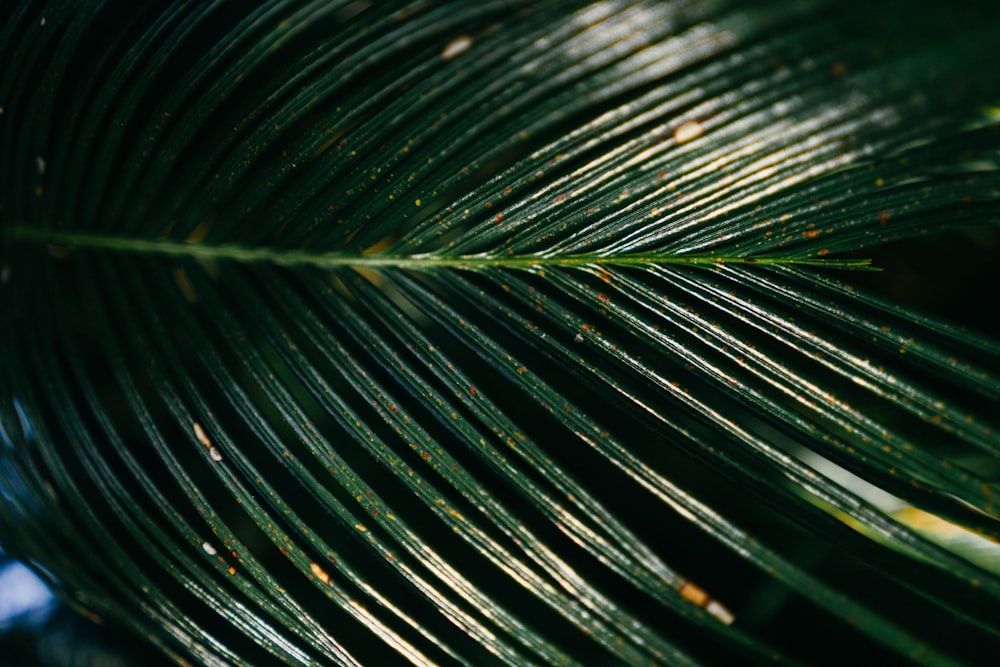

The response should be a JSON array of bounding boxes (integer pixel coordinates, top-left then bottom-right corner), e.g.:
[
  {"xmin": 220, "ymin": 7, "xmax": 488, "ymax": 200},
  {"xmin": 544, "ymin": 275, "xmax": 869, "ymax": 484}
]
[{"xmin": 2, "ymin": 1, "xmax": 1000, "ymax": 665}]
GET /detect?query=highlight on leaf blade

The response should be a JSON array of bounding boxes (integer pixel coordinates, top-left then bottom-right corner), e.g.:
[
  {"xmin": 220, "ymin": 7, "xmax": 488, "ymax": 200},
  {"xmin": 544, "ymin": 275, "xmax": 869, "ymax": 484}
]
[{"xmin": 2, "ymin": 1, "xmax": 1000, "ymax": 665}]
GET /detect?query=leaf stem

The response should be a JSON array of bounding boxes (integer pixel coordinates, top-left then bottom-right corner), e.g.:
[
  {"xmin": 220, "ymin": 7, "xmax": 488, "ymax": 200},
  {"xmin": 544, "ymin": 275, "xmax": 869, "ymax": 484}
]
[{"xmin": 2, "ymin": 225, "xmax": 873, "ymax": 270}]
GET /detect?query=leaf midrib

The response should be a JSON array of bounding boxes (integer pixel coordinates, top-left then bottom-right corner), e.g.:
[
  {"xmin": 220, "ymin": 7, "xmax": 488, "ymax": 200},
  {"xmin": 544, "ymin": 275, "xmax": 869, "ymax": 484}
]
[{"xmin": 2, "ymin": 225, "xmax": 872, "ymax": 270}]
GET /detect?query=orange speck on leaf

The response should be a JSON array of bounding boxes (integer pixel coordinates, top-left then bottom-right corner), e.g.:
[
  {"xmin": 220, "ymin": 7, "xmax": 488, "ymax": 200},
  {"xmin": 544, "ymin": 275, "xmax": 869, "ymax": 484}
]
[
  {"xmin": 679, "ymin": 581, "xmax": 708, "ymax": 605},
  {"xmin": 310, "ymin": 562, "xmax": 331, "ymax": 585}
]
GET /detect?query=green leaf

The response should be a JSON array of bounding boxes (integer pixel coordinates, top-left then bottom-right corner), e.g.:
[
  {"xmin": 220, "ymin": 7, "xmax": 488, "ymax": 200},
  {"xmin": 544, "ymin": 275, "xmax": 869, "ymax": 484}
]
[{"xmin": 2, "ymin": 1, "xmax": 1000, "ymax": 665}]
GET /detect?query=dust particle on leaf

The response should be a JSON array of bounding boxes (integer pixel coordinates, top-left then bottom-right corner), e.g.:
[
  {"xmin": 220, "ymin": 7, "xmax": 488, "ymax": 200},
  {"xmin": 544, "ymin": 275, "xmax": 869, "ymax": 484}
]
[
  {"xmin": 193, "ymin": 422, "xmax": 211, "ymax": 448},
  {"xmin": 673, "ymin": 120, "xmax": 704, "ymax": 144},
  {"xmin": 441, "ymin": 35, "xmax": 473, "ymax": 60}
]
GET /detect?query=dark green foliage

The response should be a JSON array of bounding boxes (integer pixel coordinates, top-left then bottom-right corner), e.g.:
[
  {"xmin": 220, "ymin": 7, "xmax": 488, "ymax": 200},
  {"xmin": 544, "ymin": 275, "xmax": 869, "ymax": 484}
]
[{"xmin": 2, "ymin": 1, "xmax": 1000, "ymax": 665}]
